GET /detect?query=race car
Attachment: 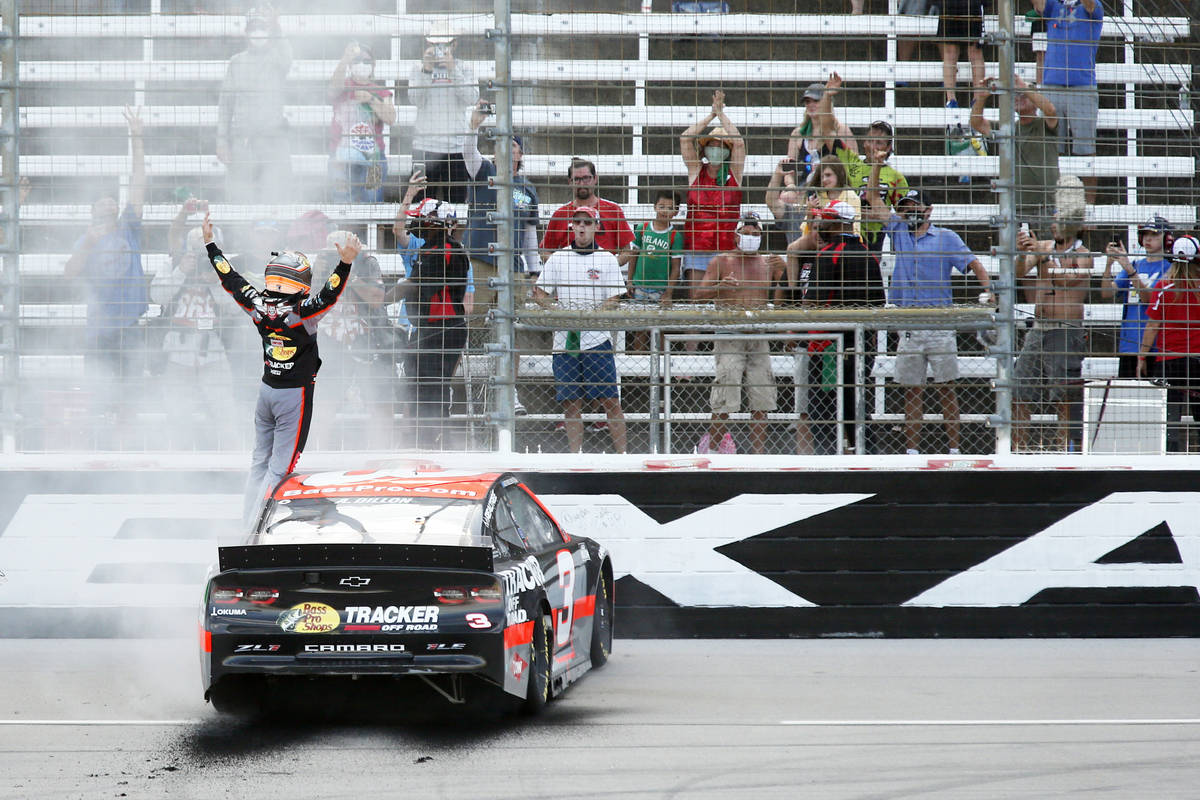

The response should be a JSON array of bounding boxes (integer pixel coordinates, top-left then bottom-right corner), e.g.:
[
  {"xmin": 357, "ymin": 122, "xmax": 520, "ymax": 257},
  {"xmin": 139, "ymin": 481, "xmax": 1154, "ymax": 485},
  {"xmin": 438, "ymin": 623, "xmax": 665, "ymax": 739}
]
[{"xmin": 200, "ymin": 468, "xmax": 614, "ymax": 715}]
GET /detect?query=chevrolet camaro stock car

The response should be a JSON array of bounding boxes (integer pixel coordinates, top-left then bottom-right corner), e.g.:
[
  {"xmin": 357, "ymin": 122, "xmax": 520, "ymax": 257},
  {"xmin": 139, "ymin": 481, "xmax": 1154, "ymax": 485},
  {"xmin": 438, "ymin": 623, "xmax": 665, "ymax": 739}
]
[{"xmin": 200, "ymin": 469, "xmax": 615, "ymax": 715}]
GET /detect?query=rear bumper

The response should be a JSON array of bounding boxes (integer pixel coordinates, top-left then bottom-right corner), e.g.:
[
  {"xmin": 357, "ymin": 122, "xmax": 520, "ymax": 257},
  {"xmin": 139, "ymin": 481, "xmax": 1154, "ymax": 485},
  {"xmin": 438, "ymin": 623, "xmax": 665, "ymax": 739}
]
[{"xmin": 219, "ymin": 652, "xmax": 487, "ymax": 675}]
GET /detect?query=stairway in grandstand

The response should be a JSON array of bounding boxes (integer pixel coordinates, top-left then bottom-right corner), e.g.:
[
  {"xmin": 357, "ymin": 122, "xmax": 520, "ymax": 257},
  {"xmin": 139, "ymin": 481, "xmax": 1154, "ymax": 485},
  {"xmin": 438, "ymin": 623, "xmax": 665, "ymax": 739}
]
[{"xmin": 6, "ymin": 1, "xmax": 1196, "ymax": 449}]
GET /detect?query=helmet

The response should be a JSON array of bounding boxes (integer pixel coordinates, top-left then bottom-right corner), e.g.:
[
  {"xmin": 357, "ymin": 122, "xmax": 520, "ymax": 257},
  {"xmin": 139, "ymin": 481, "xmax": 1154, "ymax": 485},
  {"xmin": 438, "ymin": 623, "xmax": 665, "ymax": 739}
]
[
  {"xmin": 1171, "ymin": 235, "xmax": 1199, "ymax": 264},
  {"xmin": 264, "ymin": 251, "xmax": 313, "ymax": 294}
]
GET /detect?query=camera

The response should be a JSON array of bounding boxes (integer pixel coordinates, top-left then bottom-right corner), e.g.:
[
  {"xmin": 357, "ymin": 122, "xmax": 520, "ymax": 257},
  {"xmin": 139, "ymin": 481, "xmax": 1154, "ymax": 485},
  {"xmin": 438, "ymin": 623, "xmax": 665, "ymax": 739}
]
[{"xmin": 433, "ymin": 44, "xmax": 447, "ymax": 59}]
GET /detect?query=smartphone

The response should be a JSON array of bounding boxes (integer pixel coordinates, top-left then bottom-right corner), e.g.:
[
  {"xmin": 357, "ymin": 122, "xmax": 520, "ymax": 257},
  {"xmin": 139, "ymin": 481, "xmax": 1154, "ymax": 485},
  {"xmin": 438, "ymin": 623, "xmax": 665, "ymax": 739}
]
[
  {"xmin": 433, "ymin": 45, "xmax": 447, "ymax": 59},
  {"xmin": 781, "ymin": 159, "xmax": 797, "ymax": 174},
  {"xmin": 1111, "ymin": 234, "xmax": 1124, "ymax": 245}
]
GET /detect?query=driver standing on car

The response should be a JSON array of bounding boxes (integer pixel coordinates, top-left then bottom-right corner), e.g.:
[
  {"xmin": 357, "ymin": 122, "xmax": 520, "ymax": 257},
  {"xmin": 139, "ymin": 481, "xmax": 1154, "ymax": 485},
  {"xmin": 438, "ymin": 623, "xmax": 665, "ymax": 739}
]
[{"xmin": 201, "ymin": 213, "xmax": 360, "ymax": 527}]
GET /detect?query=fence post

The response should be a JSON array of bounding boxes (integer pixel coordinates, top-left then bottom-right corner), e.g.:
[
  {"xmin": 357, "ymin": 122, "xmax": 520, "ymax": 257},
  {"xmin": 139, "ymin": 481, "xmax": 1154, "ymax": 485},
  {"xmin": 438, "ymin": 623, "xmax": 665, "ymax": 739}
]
[
  {"xmin": 992, "ymin": 0, "xmax": 1017, "ymax": 455},
  {"xmin": 0, "ymin": 0, "xmax": 19, "ymax": 454},
  {"xmin": 491, "ymin": 0, "xmax": 515, "ymax": 454}
]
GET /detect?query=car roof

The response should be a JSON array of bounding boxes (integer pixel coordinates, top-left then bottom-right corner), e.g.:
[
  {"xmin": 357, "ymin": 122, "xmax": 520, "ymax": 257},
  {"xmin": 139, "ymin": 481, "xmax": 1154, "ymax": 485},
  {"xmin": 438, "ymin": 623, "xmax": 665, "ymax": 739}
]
[{"xmin": 272, "ymin": 470, "xmax": 504, "ymax": 502}]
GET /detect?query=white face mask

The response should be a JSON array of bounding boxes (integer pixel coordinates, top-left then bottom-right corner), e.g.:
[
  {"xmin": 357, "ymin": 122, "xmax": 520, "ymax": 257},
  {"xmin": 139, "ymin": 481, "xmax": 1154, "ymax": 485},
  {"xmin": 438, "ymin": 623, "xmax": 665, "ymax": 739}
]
[
  {"xmin": 704, "ymin": 145, "xmax": 730, "ymax": 165},
  {"xmin": 350, "ymin": 63, "xmax": 373, "ymax": 82},
  {"xmin": 737, "ymin": 233, "xmax": 761, "ymax": 252}
]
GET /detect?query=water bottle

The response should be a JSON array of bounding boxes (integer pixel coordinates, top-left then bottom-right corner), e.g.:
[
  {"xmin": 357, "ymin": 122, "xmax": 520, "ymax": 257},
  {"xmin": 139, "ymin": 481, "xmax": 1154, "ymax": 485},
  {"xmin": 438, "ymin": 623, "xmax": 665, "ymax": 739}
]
[{"xmin": 1180, "ymin": 85, "xmax": 1191, "ymax": 111}]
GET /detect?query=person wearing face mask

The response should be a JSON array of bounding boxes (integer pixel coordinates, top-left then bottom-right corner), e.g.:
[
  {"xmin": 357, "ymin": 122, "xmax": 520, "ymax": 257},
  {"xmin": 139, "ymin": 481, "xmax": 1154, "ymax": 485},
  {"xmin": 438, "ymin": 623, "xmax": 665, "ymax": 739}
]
[
  {"xmin": 328, "ymin": 42, "xmax": 396, "ymax": 203},
  {"xmin": 680, "ymin": 90, "xmax": 746, "ymax": 304},
  {"xmin": 393, "ymin": 200, "xmax": 472, "ymax": 450},
  {"xmin": 408, "ymin": 23, "xmax": 478, "ymax": 204},
  {"xmin": 216, "ymin": 6, "xmax": 293, "ymax": 204},
  {"xmin": 201, "ymin": 213, "xmax": 359, "ymax": 527},
  {"xmin": 863, "ymin": 177, "xmax": 995, "ymax": 456},
  {"xmin": 691, "ymin": 214, "xmax": 787, "ymax": 455},
  {"xmin": 65, "ymin": 107, "xmax": 148, "ymax": 424}
]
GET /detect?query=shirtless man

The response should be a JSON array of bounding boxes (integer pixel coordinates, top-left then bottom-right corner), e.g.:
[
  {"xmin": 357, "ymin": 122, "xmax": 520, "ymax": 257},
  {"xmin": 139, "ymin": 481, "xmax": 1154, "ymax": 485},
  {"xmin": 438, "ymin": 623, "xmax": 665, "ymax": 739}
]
[
  {"xmin": 1014, "ymin": 183, "xmax": 1092, "ymax": 452},
  {"xmin": 692, "ymin": 214, "xmax": 786, "ymax": 454}
]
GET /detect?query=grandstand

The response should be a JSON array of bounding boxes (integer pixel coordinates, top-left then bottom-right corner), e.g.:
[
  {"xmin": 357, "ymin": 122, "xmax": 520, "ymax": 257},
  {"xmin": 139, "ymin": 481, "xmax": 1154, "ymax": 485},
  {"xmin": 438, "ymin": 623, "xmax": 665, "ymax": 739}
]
[{"xmin": 2, "ymin": 2, "xmax": 1196, "ymax": 455}]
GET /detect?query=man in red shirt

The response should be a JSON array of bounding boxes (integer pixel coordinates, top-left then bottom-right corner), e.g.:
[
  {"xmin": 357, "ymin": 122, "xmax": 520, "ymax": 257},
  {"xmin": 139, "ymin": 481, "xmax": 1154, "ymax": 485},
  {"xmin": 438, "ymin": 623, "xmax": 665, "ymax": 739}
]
[
  {"xmin": 1139, "ymin": 235, "xmax": 1200, "ymax": 453},
  {"xmin": 540, "ymin": 158, "xmax": 634, "ymax": 265}
]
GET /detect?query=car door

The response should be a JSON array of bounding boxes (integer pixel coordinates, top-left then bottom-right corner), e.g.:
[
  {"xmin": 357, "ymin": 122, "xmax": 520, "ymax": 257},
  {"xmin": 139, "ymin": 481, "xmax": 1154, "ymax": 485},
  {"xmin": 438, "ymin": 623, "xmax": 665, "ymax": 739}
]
[{"xmin": 502, "ymin": 484, "xmax": 587, "ymax": 666}]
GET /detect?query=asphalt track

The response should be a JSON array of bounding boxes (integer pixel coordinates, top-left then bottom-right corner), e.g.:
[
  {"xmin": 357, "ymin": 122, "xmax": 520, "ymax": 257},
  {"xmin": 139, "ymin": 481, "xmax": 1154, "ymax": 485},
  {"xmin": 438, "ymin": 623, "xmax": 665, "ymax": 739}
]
[{"xmin": 2, "ymin": 638, "xmax": 1199, "ymax": 799}]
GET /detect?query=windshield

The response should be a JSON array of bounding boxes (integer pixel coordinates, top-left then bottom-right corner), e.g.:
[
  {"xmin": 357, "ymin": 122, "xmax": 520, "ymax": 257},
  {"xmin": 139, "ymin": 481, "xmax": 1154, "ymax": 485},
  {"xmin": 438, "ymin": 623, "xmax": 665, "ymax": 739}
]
[{"xmin": 258, "ymin": 496, "xmax": 486, "ymax": 546}]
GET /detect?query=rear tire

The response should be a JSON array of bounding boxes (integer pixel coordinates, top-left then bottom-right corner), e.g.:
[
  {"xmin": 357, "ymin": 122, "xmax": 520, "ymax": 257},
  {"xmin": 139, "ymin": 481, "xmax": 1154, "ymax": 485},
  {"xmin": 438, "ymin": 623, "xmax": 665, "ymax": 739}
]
[
  {"xmin": 589, "ymin": 570, "xmax": 613, "ymax": 668},
  {"xmin": 523, "ymin": 613, "xmax": 553, "ymax": 715},
  {"xmin": 208, "ymin": 676, "xmax": 264, "ymax": 716}
]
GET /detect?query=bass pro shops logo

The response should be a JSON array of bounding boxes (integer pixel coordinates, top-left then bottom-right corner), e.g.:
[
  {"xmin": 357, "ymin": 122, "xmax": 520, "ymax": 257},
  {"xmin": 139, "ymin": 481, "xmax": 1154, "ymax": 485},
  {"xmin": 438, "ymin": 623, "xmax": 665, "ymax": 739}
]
[{"xmin": 278, "ymin": 603, "xmax": 340, "ymax": 633}]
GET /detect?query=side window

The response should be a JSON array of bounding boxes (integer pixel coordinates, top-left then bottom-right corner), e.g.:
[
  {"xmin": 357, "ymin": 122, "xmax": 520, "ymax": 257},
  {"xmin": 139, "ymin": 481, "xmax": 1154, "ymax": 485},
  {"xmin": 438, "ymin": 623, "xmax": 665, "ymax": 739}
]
[
  {"xmin": 491, "ymin": 494, "xmax": 529, "ymax": 556},
  {"xmin": 505, "ymin": 487, "xmax": 560, "ymax": 551}
]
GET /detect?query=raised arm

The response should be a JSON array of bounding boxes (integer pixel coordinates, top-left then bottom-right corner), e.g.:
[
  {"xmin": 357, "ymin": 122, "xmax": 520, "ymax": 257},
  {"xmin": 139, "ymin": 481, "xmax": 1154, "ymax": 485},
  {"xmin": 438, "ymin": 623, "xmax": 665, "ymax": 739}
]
[
  {"xmin": 202, "ymin": 213, "xmax": 259, "ymax": 313},
  {"xmin": 681, "ymin": 95, "xmax": 720, "ymax": 182},
  {"xmin": 862, "ymin": 159, "xmax": 892, "ymax": 223},
  {"xmin": 813, "ymin": 72, "xmax": 842, "ymax": 149},
  {"xmin": 709, "ymin": 90, "xmax": 746, "ymax": 185},
  {"xmin": 969, "ymin": 78, "xmax": 993, "ymax": 138},
  {"xmin": 124, "ymin": 107, "xmax": 145, "ymax": 214},
  {"xmin": 463, "ymin": 99, "xmax": 489, "ymax": 177},
  {"xmin": 328, "ymin": 41, "xmax": 355, "ymax": 101},
  {"xmin": 1015, "ymin": 75, "xmax": 1058, "ymax": 129}
]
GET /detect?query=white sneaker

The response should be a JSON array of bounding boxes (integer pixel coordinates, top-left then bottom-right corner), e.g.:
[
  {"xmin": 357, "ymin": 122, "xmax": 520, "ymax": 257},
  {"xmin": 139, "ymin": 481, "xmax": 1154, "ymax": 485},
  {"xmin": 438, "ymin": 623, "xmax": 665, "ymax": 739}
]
[
  {"xmin": 906, "ymin": 448, "xmax": 920, "ymax": 455},
  {"xmin": 949, "ymin": 447, "xmax": 961, "ymax": 455}
]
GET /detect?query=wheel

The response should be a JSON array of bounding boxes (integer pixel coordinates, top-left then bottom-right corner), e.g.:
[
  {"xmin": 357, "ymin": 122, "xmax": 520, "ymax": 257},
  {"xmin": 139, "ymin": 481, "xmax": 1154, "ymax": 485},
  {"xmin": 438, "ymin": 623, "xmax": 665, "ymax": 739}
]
[
  {"xmin": 589, "ymin": 570, "xmax": 613, "ymax": 668},
  {"xmin": 523, "ymin": 612, "xmax": 553, "ymax": 715},
  {"xmin": 208, "ymin": 676, "xmax": 264, "ymax": 716}
]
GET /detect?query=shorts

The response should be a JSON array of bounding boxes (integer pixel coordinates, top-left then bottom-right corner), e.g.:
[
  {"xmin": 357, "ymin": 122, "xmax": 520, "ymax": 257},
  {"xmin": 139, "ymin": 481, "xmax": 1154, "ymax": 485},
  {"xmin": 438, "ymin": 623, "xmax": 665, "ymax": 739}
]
[
  {"xmin": 898, "ymin": 0, "xmax": 929, "ymax": 14},
  {"xmin": 553, "ymin": 341, "xmax": 620, "ymax": 402},
  {"xmin": 938, "ymin": 0, "xmax": 984, "ymax": 44},
  {"xmin": 1013, "ymin": 326, "xmax": 1085, "ymax": 405},
  {"xmin": 632, "ymin": 286, "xmax": 666, "ymax": 302},
  {"xmin": 1032, "ymin": 31, "xmax": 1048, "ymax": 53},
  {"xmin": 1041, "ymin": 86, "xmax": 1098, "ymax": 156},
  {"xmin": 894, "ymin": 329, "xmax": 959, "ymax": 385},
  {"xmin": 682, "ymin": 253, "xmax": 716, "ymax": 274},
  {"xmin": 710, "ymin": 337, "xmax": 778, "ymax": 414}
]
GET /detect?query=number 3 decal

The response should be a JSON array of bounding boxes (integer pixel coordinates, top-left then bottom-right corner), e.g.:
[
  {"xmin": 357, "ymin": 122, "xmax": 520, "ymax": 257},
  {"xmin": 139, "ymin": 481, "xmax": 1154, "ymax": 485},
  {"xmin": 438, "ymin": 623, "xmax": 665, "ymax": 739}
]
[
  {"xmin": 555, "ymin": 549, "xmax": 575, "ymax": 648},
  {"xmin": 466, "ymin": 613, "xmax": 490, "ymax": 629}
]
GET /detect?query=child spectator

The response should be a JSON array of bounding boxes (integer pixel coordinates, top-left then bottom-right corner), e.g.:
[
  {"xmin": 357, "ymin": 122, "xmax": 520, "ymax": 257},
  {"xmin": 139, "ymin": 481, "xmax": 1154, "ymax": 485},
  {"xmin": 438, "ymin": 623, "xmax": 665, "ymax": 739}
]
[
  {"xmin": 1105, "ymin": 217, "xmax": 1172, "ymax": 378},
  {"xmin": 620, "ymin": 190, "xmax": 683, "ymax": 352}
]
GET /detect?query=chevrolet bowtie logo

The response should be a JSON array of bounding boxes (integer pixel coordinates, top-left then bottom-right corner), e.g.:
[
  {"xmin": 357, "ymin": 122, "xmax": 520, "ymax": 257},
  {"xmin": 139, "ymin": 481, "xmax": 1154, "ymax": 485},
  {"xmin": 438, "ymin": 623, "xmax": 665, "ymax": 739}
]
[{"xmin": 339, "ymin": 577, "xmax": 371, "ymax": 588}]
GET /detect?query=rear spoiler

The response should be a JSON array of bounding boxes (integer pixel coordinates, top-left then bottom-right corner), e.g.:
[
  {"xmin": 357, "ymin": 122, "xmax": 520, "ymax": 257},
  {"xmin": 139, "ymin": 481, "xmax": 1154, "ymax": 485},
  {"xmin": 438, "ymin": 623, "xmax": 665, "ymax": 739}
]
[{"xmin": 218, "ymin": 544, "xmax": 494, "ymax": 573}]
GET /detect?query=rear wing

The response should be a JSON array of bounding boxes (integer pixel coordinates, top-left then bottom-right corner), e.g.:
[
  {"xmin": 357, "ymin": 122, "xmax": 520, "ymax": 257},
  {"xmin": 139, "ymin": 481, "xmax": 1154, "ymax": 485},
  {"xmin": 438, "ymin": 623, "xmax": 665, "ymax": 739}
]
[{"xmin": 218, "ymin": 544, "xmax": 494, "ymax": 573}]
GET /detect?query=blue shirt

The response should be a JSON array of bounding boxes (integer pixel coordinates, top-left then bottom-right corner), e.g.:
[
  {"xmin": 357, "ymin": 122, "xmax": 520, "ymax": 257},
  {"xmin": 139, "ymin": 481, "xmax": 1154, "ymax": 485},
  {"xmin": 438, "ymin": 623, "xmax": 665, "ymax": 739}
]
[
  {"xmin": 1113, "ymin": 256, "xmax": 1168, "ymax": 353},
  {"xmin": 73, "ymin": 204, "xmax": 147, "ymax": 339},
  {"xmin": 884, "ymin": 216, "xmax": 975, "ymax": 307},
  {"xmin": 1042, "ymin": 0, "xmax": 1103, "ymax": 87},
  {"xmin": 463, "ymin": 159, "xmax": 540, "ymax": 270}
]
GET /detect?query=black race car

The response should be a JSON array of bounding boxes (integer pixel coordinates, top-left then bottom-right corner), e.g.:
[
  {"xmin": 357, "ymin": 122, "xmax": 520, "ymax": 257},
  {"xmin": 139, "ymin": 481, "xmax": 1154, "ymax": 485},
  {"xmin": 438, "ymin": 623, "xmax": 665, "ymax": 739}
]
[{"xmin": 200, "ymin": 469, "xmax": 614, "ymax": 715}]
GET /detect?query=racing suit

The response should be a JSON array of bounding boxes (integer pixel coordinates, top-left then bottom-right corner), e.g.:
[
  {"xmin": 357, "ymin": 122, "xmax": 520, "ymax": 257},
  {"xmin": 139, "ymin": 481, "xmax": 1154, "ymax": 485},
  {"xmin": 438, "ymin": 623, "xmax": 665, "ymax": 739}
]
[{"xmin": 206, "ymin": 242, "xmax": 353, "ymax": 524}]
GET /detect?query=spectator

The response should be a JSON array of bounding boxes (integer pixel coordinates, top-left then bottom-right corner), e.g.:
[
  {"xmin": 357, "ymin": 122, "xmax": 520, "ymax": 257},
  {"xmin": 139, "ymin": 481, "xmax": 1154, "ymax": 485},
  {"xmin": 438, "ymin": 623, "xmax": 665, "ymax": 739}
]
[
  {"xmin": 896, "ymin": 0, "xmax": 931, "ymax": 74},
  {"xmin": 679, "ymin": 90, "xmax": 745, "ymax": 301},
  {"xmin": 462, "ymin": 99, "xmax": 541, "ymax": 340},
  {"xmin": 540, "ymin": 158, "xmax": 635, "ymax": 260},
  {"xmin": 863, "ymin": 178, "xmax": 994, "ymax": 455},
  {"xmin": 1138, "ymin": 235, "xmax": 1200, "ymax": 453},
  {"xmin": 216, "ymin": 5, "xmax": 293, "ymax": 204},
  {"xmin": 786, "ymin": 83, "xmax": 857, "ymax": 186},
  {"xmin": 201, "ymin": 214, "xmax": 359, "ymax": 526},
  {"xmin": 1012, "ymin": 178, "xmax": 1091, "ymax": 452},
  {"xmin": 392, "ymin": 200, "xmax": 472, "ymax": 450},
  {"xmin": 969, "ymin": 75, "xmax": 1059, "ymax": 226},
  {"xmin": 765, "ymin": 157, "xmax": 810, "ymax": 248},
  {"xmin": 803, "ymin": 202, "xmax": 886, "ymax": 454},
  {"xmin": 803, "ymin": 73, "xmax": 905, "ymax": 254},
  {"xmin": 64, "ymin": 107, "xmax": 148, "ymax": 413},
  {"xmin": 1103, "ymin": 216, "xmax": 1171, "ymax": 379},
  {"xmin": 692, "ymin": 213, "xmax": 786, "ymax": 455},
  {"xmin": 314, "ymin": 230, "xmax": 399, "ymax": 447},
  {"xmin": 287, "ymin": 209, "xmax": 335, "ymax": 255},
  {"xmin": 154, "ymin": 222, "xmax": 234, "ymax": 448},
  {"xmin": 938, "ymin": 0, "xmax": 987, "ymax": 108},
  {"xmin": 532, "ymin": 206, "xmax": 628, "ymax": 455},
  {"xmin": 619, "ymin": 189, "xmax": 683, "ymax": 352},
  {"xmin": 1034, "ymin": 0, "xmax": 1103, "ymax": 202},
  {"xmin": 327, "ymin": 42, "xmax": 396, "ymax": 203},
  {"xmin": 408, "ymin": 22, "xmax": 478, "ymax": 203},
  {"xmin": 1027, "ymin": 6, "xmax": 1049, "ymax": 85},
  {"xmin": 784, "ymin": 155, "xmax": 862, "ymax": 263}
]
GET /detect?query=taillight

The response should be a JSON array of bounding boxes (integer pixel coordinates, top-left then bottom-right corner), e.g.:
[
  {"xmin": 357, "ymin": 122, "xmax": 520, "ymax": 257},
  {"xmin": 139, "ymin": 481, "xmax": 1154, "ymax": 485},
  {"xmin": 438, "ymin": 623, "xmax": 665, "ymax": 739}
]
[
  {"xmin": 211, "ymin": 587, "xmax": 243, "ymax": 604},
  {"xmin": 246, "ymin": 588, "xmax": 279, "ymax": 605},
  {"xmin": 433, "ymin": 587, "xmax": 468, "ymax": 604},
  {"xmin": 471, "ymin": 585, "xmax": 502, "ymax": 603}
]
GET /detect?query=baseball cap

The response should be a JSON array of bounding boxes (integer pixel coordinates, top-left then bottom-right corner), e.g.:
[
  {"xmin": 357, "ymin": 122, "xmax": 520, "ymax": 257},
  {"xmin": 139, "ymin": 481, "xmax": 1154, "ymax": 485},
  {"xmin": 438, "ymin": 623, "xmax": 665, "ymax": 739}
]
[
  {"xmin": 737, "ymin": 211, "xmax": 762, "ymax": 229},
  {"xmin": 1171, "ymin": 235, "xmax": 1199, "ymax": 262},
  {"xmin": 818, "ymin": 201, "xmax": 856, "ymax": 223},
  {"xmin": 572, "ymin": 205, "xmax": 600, "ymax": 221},
  {"xmin": 802, "ymin": 83, "xmax": 824, "ymax": 102},
  {"xmin": 425, "ymin": 20, "xmax": 457, "ymax": 44},
  {"xmin": 897, "ymin": 188, "xmax": 930, "ymax": 208},
  {"xmin": 868, "ymin": 120, "xmax": 894, "ymax": 138},
  {"xmin": 1137, "ymin": 215, "xmax": 1170, "ymax": 236}
]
